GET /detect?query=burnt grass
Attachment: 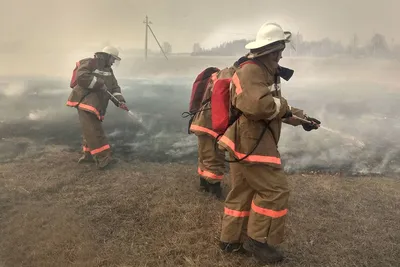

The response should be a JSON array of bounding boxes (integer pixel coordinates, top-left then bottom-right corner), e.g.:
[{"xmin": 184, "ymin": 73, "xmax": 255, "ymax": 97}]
[
  {"xmin": 2, "ymin": 77, "xmax": 400, "ymax": 175},
  {"xmin": 0, "ymin": 150, "xmax": 399, "ymax": 267}
]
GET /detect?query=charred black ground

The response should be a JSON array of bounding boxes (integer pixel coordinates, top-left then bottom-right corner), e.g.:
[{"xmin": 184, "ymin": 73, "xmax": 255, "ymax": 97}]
[{"xmin": 1, "ymin": 75, "xmax": 400, "ymax": 176}]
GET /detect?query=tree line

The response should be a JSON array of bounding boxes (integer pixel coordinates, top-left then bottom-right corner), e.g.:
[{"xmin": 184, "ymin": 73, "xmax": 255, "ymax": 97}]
[{"xmin": 190, "ymin": 33, "xmax": 400, "ymax": 58}]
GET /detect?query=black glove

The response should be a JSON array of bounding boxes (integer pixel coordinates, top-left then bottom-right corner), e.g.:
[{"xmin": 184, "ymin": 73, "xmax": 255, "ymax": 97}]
[{"xmin": 302, "ymin": 116, "xmax": 321, "ymax": 131}]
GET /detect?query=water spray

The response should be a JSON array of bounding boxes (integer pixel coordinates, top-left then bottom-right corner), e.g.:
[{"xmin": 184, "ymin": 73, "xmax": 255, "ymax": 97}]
[
  {"xmin": 292, "ymin": 115, "xmax": 365, "ymax": 148},
  {"xmin": 106, "ymin": 91, "xmax": 148, "ymax": 132}
]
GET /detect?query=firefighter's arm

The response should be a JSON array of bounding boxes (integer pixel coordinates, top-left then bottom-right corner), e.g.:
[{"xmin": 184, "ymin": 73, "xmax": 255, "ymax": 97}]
[
  {"xmin": 284, "ymin": 106, "xmax": 321, "ymax": 131},
  {"xmin": 110, "ymin": 73, "xmax": 126, "ymax": 106},
  {"xmin": 233, "ymin": 66, "xmax": 289, "ymax": 121},
  {"xmin": 76, "ymin": 59, "xmax": 105, "ymax": 90},
  {"xmin": 282, "ymin": 106, "xmax": 305, "ymax": 126}
]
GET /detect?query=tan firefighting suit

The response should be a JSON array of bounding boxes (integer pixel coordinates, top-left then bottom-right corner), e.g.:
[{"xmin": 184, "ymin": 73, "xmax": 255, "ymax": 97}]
[
  {"xmin": 218, "ymin": 56, "xmax": 305, "ymax": 246},
  {"xmin": 189, "ymin": 67, "xmax": 237, "ymax": 184},
  {"xmin": 66, "ymin": 57, "xmax": 125, "ymax": 168}
]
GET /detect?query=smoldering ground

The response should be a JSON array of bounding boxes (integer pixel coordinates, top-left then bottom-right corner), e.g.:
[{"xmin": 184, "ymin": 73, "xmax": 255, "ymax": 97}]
[{"xmin": 1, "ymin": 56, "xmax": 400, "ymax": 176}]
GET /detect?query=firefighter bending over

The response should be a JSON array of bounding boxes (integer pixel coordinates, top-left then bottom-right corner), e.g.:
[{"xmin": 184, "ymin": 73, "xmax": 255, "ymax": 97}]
[
  {"xmin": 189, "ymin": 57, "xmax": 249, "ymax": 199},
  {"xmin": 217, "ymin": 22, "xmax": 321, "ymax": 264},
  {"xmin": 189, "ymin": 66, "xmax": 235, "ymax": 199},
  {"xmin": 67, "ymin": 46, "xmax": 128, "ymax": 170}
]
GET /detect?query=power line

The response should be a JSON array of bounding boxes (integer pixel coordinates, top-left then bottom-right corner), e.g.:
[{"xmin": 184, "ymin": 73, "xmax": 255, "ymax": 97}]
[
  {"xmin": 143, "ymin": 15, "xmax": 168, "ymax": 60},
  {"xmin": 147, "ymin": 24, "xmax": 168, "ymax": 60}
]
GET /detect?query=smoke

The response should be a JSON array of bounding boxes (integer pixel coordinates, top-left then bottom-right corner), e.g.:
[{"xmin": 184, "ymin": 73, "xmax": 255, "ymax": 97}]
[
  {"xmin": 278, "ymin": 75, "xmax": 400, "ymax": 175},
  {"xmin": 1, "ymin": 81, "xmax": 27, "ymax": 96},
  {"xmin": 0, "ymin": 56, "xmax": 400, "ymax": 176}
]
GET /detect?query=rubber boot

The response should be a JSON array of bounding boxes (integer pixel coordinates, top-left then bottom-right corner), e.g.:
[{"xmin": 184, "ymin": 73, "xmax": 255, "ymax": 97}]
[
  {"xmin": 96, "ymin": 156, "xmax": 119, "ymax": 170},
  {"xmin": 243, "ymin": 238, "xmax": 284, "ymax": 264},
  {"xmin": 209, "ymin": 182, "xmax": 224, "ymax": 200},
  {"xmin": 78, "ymin": 153, "xmax": 95, "ymax": 164},
  {"xmin": 199, "ymin": 177, "xmax": 210, "ymax": 192},
  {"xmin": 219, "ymin": 242, "xmax": 247, "ymax": 254}
]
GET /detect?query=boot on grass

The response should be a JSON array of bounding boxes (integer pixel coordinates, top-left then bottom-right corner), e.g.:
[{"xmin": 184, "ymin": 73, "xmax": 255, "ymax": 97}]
[{"xmin": 243, "ymin": 238, "xmax": 284, "ymax": 264}]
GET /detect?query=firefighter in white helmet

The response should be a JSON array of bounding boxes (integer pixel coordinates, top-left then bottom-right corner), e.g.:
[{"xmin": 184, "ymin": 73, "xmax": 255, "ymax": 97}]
[
  {"xmin": 66, "ymin": 45, "xmax": 129, "ymax": 170},
  {"xmin": 218, "ymin": 22, "xmax": 321, "ymax": 264}
]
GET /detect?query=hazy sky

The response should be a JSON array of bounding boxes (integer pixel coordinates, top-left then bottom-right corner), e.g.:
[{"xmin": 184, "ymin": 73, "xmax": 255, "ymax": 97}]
[{"xmin": 1, "ymin": 0, "xmax": 398, "ymax": 54}]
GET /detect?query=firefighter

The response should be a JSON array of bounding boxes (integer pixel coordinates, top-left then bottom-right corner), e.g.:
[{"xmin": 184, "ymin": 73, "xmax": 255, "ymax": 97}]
[
  {"xmin": 189, "ymin": 68, "xmax": 231, "ymax": 199},
  {"xmin": 217, "ymin": 22, "xmax": 321, "ymax": 264},
  {"xmin": 189, "ymin": 57, "xmax": 249, "ymax": 199},
  {"xmin": 67, "ymin": 46, "xmax": 128, "ymax": 170}
]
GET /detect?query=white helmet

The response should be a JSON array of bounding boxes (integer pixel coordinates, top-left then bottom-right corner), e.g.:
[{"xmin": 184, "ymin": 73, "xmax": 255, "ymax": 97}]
[
  {"xmin": 245, "ymin": 22, "xmax": 292, "ymax": 50},
  {"xmin": 101, "ymin": 46, "xmax": 121, "ymax": 60}
]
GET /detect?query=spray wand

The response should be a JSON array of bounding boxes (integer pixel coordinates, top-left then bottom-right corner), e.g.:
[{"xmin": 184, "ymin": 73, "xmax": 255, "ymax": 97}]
[
  {"xmin": 292, "ymin": 114, "xmax": 317, "ymax": 125},
  {"xmin": 105, "ymin": 90, "xmax": 148, "ymax": 131}
]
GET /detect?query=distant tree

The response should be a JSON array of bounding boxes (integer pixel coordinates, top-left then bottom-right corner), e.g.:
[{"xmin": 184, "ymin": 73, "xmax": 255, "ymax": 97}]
[
  {"xmin": 162, "ymin": 42, "xmax": 172, "ymax": 54},
  {"xmin": 191, "ymin": 43, "xmax": 203, "ymax": 55},
  {"xmin": 369, "ymin": 33, "xmax": 389, "ymax": 56},
  {"xmin": 347, "ymin": 33, "xmax": 359, "ymax": 56}
]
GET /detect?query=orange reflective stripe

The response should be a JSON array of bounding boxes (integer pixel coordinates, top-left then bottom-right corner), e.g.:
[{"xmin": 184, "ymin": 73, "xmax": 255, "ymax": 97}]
[
  {"xmin": 251, "ymin": 201, "xmax": 287, "ymax": 218},
  {"xmin": 233, "ymin": 61, "xmax": 257, "ymax": 95},
  {"xmin": 232, "ymin": 73, "xmax": 242, "ymax": 95},
  {"xmin": 219, "ymin": 136, "xmax": 281, "ymax": 165},
  {"xmin": 224, "ymin": 207, "xmax": 250, "ymax": 217},
  {"xmin": 90, "ymin": 144, "xmax": 110, "ymax": 155},
  {"xmin": 198, "ymin": 167, "xmax": 223, "ymax": 180},
  {"xmin": 189, "ymin": 124, "xmax": 219, "ymax": 138},
  {"xmin": 83, "ymin": 146, "xmax": 90, "ymax": 152},
  {"xmin": 66, "ymin": 101, "xmax": 102, "ymax": 120}
]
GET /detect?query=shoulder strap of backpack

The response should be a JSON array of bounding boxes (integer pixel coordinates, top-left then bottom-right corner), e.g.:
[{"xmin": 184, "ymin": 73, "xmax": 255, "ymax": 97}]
[{"xmin": 213, "ymin": 58, "xmax": 277, "ymax": 162}]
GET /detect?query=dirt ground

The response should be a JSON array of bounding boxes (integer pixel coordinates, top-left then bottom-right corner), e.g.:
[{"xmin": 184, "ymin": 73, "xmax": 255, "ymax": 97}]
[{"xmin": 0, "ymin": 148, "xmax": 399, "ymax": 267}]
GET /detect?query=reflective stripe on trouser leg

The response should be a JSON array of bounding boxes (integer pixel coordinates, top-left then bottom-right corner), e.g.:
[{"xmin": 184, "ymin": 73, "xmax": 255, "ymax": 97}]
[
  {"xmin": 220, "ymin": 161, "xmax": 253, "ymax": 243},
  {"xmin": 245, "ymin": 164, "xmax": 289, "ymax": 246},
  {"xmin": 77, "ymin": 109, "xmax": 112, "ymax": 167},
  {"xmin": 82, "ymin": 136, "xmax": 91, "ymax": 154},
  {"xmin": 197, "ymin": 135, "xmax": 225, "ymax": 184}
]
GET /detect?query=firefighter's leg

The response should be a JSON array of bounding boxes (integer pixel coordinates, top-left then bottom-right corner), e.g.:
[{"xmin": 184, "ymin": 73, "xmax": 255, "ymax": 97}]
[
  {"xmin": 197, "ymin": 134, "xmax": 225, "ymax": 198},
  {"xmin": 197, "ymin": 135, "xmax": 209, "ymax": 192},
  {"xmin": 77, "ymin": 109, "xmax": 116, "ymax": 169},
  {"xmin": 78, "ymin": 135, "xmax": 95, "ymax": 163},
  {"xmin": 242, "ymin": 164, "xmax": 289, "ymax": 264},
  {"xmin": 220, "ymin": 161, "xmax": 254, "ymax": 253}
]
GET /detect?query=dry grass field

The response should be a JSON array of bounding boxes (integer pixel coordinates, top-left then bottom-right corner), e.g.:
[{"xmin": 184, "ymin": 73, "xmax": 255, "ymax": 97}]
[{"xmin": 1, "ymin": 148, "xmax": 399, "ymax": 267}]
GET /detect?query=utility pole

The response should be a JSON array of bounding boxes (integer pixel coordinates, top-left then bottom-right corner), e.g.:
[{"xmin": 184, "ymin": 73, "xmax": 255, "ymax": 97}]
[
  {"xmin": 143, "ymin": 15, "xmax": 168, "ymax": 61},
  {"xmin": 143, "ymin": 15, "xmax": 152, "ymax": 60}
]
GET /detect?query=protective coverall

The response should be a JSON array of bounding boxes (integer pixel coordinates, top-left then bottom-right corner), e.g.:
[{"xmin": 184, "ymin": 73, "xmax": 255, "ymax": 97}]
[
  {"xmin": 189, "ymin": 66, "xmax": 238, "ymax": 198},
  {"xmin": 218, "ymin": 42, "xmax": 320, "ymax": 263},
  {"xmin": 66, "ymin": 53, "xmax": 126, "ymax": 169}
]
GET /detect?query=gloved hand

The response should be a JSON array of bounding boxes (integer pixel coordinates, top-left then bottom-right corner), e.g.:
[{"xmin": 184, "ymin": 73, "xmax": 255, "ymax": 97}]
[
  {"xmin": 302, "ymin": 115, "xmax": 321, "ymax": 131},
  {"xmin": 119, "ymin": 102, "xmax": 129, "ymax": 111}
]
